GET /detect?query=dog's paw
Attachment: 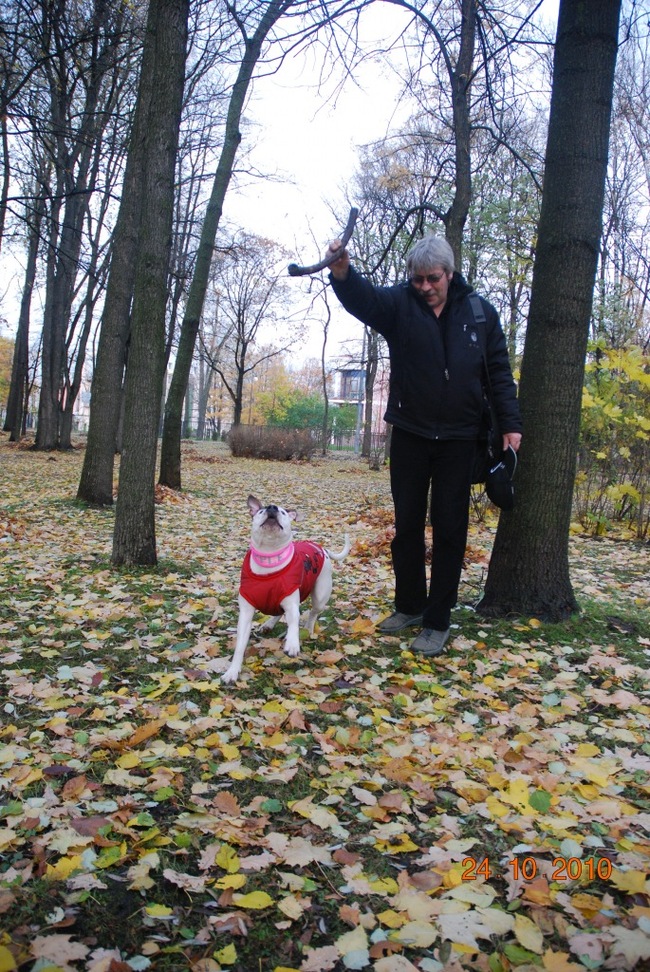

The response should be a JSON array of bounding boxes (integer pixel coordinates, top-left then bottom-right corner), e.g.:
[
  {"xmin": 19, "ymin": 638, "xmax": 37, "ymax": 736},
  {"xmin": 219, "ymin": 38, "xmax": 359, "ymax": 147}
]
[
  {"xmin": 220, "ymin": 667, "xmax": 240, "ymax": 684},
  {"xmin": 284, "ymin": 642, "xmax": 300, "ymax": 658}
]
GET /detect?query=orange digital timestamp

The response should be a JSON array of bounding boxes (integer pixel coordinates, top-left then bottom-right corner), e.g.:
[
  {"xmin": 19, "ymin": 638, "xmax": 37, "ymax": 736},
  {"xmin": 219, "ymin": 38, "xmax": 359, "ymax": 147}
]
[{"xmin": 461, "ymin": 856, "xmax": 614, "ymax": 882}]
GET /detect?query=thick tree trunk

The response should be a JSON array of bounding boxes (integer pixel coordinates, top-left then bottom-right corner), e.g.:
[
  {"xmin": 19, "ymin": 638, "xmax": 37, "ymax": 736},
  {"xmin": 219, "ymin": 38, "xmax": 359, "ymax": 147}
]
[
  {"xmin": 158, "ymin": 0, "xmax": 294, "ymax": 490},
  {"xmin": 478, "ymin": 0, "xmax": 622, "ymax": 621},
  {"xmin": 112, "ymin": 0, "xmax": 189, "ymax": 566}
]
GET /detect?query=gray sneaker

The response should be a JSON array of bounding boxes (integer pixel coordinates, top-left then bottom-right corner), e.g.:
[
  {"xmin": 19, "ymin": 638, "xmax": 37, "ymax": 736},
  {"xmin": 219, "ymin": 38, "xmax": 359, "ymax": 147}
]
[
  {"xmin": 377, "ymin": 611, "xmax": 424, "ymax": 633},
  {"xmin": 410, "ymin": 628, "xmax": 450, "ymax": 656}
]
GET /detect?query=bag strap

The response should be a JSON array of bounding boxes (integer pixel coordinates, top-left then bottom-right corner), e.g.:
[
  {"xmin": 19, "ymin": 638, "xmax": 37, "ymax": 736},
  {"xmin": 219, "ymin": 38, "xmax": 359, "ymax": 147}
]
[
  {"xmin": 468, "ymin": 291, "xmax": 492, "ymax": 395},
  {"xmin": 469, "ymin": 292, "xmax": 500, "ymax": 454},
  {"xmin": 468, "ymin": 291, "xmax": 486, "ymax": 326}
]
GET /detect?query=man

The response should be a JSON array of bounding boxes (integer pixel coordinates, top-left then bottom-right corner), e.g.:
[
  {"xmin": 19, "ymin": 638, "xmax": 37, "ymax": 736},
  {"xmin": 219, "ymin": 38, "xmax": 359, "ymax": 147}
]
[{"xmin": 327, "ymin": 234, "xmax": 522, "ymax": 656}]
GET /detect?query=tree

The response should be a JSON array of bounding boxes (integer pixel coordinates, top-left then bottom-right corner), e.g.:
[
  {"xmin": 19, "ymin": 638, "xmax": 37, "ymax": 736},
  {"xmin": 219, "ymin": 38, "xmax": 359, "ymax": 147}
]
[
  {"xmin": 27, "ymin": 0, "xmax": 138, "ymax": 450},
  {"xmin": 111, "ymin": 0, "xmax": 189, "ymax": 566},
  {"xmin": 478, "ymin": 0, "xmax": 623, "ymax": 620},
  {"xmin": 3, "ymin": 172, "xmax": 47, "ymax": 441},
  {"xmin": 158, "ymin": 0, "xmax": 295, "ymax": 490},
  {"xmin": 77, "ymin": 2, "xmax": 231, "ymax": 504},
  {"xmin": 198, "ymin": 233, "xmax": 299, "ymax": 427}
]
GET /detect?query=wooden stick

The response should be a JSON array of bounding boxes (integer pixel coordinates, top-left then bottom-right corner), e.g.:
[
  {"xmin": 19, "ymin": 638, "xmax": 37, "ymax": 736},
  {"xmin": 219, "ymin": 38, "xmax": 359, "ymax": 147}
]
[{"xmin": 287, "ymin": 207, "xmax": 359, "ymax": 276}]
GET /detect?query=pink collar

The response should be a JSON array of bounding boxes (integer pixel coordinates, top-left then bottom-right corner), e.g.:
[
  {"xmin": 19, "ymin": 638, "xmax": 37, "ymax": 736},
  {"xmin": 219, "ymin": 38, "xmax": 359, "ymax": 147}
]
[{"xmin": 249, "ymin": 541, "xmax": 294, "ymax": 569}]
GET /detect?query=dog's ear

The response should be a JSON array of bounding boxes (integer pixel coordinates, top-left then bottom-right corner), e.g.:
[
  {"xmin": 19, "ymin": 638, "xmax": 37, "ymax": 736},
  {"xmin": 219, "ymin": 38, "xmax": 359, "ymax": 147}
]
[
  {"xmin": 247, "ymin": 495, "xmax": 262, "ymax": 516},
  {"xmin": 287, "ymin": 509, "xmax": 303, "ymax": 522}
]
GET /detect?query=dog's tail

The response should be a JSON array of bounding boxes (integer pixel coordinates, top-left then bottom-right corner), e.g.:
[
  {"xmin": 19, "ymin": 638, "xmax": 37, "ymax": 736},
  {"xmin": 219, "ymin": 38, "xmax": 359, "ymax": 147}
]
[{"xmin": 327, "ymin": 534, "xmax": 351, "ymax": 562}]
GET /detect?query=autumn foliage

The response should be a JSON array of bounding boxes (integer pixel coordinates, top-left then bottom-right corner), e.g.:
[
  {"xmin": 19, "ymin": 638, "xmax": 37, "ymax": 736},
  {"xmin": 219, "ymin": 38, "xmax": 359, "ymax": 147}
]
[{"xmin": 1, "ymin": 438, "xmax": 649, "ymax": 971}]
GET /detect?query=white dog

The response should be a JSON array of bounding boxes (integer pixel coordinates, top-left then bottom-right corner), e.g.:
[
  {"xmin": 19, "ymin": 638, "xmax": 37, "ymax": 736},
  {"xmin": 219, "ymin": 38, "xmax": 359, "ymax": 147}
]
[{"xmin": 221, "ymin": 495, "xmax": 350, "ymax": 684}]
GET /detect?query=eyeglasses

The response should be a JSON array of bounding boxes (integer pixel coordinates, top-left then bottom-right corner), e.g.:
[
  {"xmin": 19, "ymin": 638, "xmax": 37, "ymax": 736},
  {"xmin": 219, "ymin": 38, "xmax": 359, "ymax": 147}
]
[{"xmin": 411, "ymin": 272, "xmax": 446, "ymax": 286}]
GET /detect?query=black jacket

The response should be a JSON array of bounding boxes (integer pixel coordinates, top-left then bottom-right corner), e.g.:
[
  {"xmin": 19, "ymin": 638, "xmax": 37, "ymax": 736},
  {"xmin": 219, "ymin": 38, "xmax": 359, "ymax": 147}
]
[{"xmin": 330, "ymin": 266, "xmax": 522, "ymax": 441}]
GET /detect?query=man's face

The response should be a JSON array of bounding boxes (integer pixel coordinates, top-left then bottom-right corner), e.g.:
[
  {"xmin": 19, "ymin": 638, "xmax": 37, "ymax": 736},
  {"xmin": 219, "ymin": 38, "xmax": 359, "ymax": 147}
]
[{"xmin": 410, "ymin": 266, "xmax": 453, "ymax": 315}]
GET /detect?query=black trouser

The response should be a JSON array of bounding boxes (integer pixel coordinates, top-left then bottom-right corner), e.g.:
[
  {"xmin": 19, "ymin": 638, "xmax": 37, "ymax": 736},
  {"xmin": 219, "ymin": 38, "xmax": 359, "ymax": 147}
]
[{"xmin": 389, "ymin": 428, "xmax": 476, "ymax": 631}]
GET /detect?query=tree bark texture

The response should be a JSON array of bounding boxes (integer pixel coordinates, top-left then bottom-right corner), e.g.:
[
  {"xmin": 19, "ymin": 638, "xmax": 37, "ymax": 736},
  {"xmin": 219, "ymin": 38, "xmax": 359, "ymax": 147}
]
[
  {"xmin": 112, "ymin": 0, "xmax": 189, "ymax": 566},
  {"xmin": 158, "ymin": 0, "xmax": 294, "ymax": 490},
  {"xmin": 479, "ymin": 0, "xmax": 622, "ymax": 621}
]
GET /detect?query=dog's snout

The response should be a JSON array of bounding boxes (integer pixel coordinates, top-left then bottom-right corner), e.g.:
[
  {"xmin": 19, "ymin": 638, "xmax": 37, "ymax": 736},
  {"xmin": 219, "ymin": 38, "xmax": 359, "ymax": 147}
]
[{"xmin": 265, "ymin": 505, "xmax": 279, "ymax": 518}]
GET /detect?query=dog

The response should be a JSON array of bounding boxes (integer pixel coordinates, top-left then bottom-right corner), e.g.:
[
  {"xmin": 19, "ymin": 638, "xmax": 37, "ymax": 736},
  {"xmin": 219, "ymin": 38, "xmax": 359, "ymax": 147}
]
[{"xmin": 221, "ymin": 495, "xmax": 350, "ymax": 684}]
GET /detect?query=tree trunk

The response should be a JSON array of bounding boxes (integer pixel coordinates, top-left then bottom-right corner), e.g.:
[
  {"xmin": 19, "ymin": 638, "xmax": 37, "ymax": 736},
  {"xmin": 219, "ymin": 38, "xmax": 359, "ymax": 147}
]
[
  {"xmin": 4, "ymin": 187, "xmax": 44, "ymax": 440},
  {"xmin": 445, "ymin": 0, "xmax": 475, "ymax": 267},
  {"xmin": 362, "ymin": 327, "xmax": 379, "ymax": 458},
  {"xmin": 478, "ymin": 0, "xmax": 622, "ymax": 621},
  {"xmin": 77, "ymin": 33, "xmax": 153, "ymax": 504},
  {"xmin": 320, "ymin": 303, "xmax": 331, "ymax": 456},
  {"xmin": 158, "ymin": 0, "xmax": 294, "ymax": 490},
  {"xmin": 196, "ymin": 353, "xmax": 213, "ymax": 439},
  {"xmin": 112, "ymin": 0, "xmax": 189, "ymax": 566}
]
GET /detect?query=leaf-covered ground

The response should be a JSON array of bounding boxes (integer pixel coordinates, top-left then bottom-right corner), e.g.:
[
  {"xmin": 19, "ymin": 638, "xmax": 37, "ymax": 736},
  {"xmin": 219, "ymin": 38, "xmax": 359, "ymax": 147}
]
[{"xmin": 1, "ymin": 437, "xmax": 649, "ymax": 972}]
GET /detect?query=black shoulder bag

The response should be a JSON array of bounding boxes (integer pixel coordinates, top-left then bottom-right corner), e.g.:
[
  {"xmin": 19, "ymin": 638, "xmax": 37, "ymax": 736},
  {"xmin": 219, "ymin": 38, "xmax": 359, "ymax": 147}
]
[{"xmin": 468, "ymin": 293, "xmax": 516, "ymax": 510}]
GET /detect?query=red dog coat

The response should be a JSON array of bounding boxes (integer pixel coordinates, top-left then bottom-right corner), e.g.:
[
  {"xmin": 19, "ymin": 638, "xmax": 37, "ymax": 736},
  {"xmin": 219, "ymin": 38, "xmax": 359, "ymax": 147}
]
[{"xmin": 239, "ymin": 541, "xmax": 326, "ymax": 616}]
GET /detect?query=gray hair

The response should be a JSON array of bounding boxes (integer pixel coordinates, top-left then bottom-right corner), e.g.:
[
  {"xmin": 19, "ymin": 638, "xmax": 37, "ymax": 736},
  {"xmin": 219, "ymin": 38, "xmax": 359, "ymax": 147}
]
[{"xmin": 406, "ymin": 235, "xmax": 455, "ymax": 276}]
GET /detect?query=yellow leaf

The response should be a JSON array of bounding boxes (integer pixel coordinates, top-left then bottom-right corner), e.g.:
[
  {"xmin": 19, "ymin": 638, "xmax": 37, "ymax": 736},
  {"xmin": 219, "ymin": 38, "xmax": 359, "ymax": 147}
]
[
  {"xmin": 220, "ymin": 743, "xmax": 240, "ymax": 760},
  {"xmin": 264, "ymin": 731, "xmax": 286, "ymax": 747},
  {"xmin": 576, "ymin": 743, "xmax": 600, "ymax": 758},
  {"xmin": 514, "ymin": 913, "xmax": 544, "ymax": 954},
  {"xmin": 145, "ymin": 903, "xmax": 174, "ymax": 918},
  {"xmin": 441, "ymin": 866, "xmax": 464, "ymax": 889},
  {"xmin": 216, "ymin": 844, "xmax": 240, "ymax": 873},
  {"xmin": 368, "ymin": 876, "xmax": 399, "ymax": 895},
  {"xmin": 232, "ymin": 891, "xmax": 274, "ymax": 909},
  {"xmin": 45, "ymin": 855, "xmax": 84, "ymax": 881},
  {"xmin": 215, "ymin": 874, "xmax": 246, "ymax": 890},
  {"xmin": 609, "ymin": 869, "xmax": 650, "ymax": 895},
  {"xmin": 374, "ymin": 835, "xmax": 419, "ymax": 854},
  {"xmin": 485, "ymin": 795, "xmax": 509, "ymax": 819},
  {"xmin": 0, "ymin": 945, "xmax": 17, "ymax": 972},
  {"xmin": 570, "ymin": 893, "xmax": 604, "ymax": 918},
  {"xmin": 214, "ymin": 943, "xmax": 237, "ymax": 965},
  {"xmin": 569, "ymin": 757, "xmax": 616, "ymax": 787},
  {"xmin": 501, "ymin": 778, "xmax": 537, "ymax": 815},
  {"xmin": 377, "ymin": 909, "xmax": 406, "ymax": 928},
  {"xmin": 117, "ymin": 752, "xmax": 141, "ymax": 769},
  {"xmin": 228, "ymin": 767, "xmax": 252, "ymax": 780},
  {"xmin": 352, "ymin": 616, "xmax": 376, "ymax": 634},
  {"xmin": 126, "ymin": 719, "xmax": 166, "ymax": 745},
  {"xmin": 0, "ymin": 830, "xmax": 17, "ymax": 852}
]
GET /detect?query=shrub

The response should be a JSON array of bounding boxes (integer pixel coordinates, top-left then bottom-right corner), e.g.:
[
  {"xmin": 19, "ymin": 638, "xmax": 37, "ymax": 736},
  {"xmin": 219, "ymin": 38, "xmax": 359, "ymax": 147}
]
[
  {"xmin": 227, "ymin": 425, "xmax": 322, "ymax": 460},
  {"xmin": 578, "ymin": 344, "xmax": 650, "ymax": 538}
]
